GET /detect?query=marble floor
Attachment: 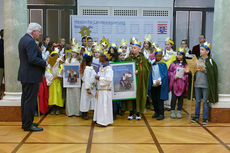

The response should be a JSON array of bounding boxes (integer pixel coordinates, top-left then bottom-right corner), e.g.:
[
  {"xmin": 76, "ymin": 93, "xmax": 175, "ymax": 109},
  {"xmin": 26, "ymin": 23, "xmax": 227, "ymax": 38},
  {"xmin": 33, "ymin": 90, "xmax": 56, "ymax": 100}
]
[{"xmin": 0, "ymin": 105, "xmax": 230, "ymax": 153}]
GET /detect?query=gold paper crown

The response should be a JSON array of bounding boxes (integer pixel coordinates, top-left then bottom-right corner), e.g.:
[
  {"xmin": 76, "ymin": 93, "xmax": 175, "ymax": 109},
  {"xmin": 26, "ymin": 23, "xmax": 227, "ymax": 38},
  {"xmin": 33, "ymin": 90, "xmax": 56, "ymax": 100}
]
[
  {"xmin": 100, "ymin": 36, "xmax": 110, "ymax": 50},
  {"xmin": 177, "ymin": 47, "xmax": 186, "ymax": 55},
  {"xmin": 130, "ymin": 37, "xmax": 137, "ymax": 44},
  {"xmin": 84, "ymin": 50, "xmax": 93, "ymax": 57},
  {"xmin": 165, "ymin": 37, "xmax": 174, "ymax": 45},
  {"xmin": 155, "ymin": 48, "xmax": 163, "ymax": 53},
  {"xmin": 72, "ymin": 42, "xmax": 81, "ymax": 54},
  {"xmin": 152, "ymin": 42, "xmax": 159, "ymax": 48},
  {"xmin": 144, "ymin": 34, "xmax": 152, "ymax": 42},
  {"xmin": 118, "ymin": 48, "xmax": 123, "ymax": 54},
  {"xmin": 109, "ymin": 43, "xmax": 118, "ymax": 50},
  {"xmin": 202, "ymin": 42, "xmax": 212, "ymax": 51},
  {"xmin": 120, "ymin": 39, "xmax": 128, "ymax": 47},
  {"xmin": 102, "ymin": 50, "xmax": 112, "ymax": 60},
  {"xmin": 71, "ymin": 38, "xmax": 77, "ymax": 46},
  {"xmin": 94, "ymin": 44, "xmax": 102, "ymax": 53},
  {"xmin": 132, "ymin": 40, "xmax": 142, "ymax": 48}
]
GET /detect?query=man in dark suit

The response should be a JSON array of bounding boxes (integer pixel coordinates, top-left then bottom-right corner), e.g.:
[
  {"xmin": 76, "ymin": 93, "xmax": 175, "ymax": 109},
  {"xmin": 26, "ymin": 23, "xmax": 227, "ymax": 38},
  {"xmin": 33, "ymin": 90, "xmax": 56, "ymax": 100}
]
[
  {"xmin": 192, "ymin": 34, "xmax": 206, "ymax": 58},
  {"xmin": 18, "ymin": 23, "xmax": 47, "ymax": 132},
  {"xmin": 0, "ymin": 29, "xmax": 4, "ymax": 99}
]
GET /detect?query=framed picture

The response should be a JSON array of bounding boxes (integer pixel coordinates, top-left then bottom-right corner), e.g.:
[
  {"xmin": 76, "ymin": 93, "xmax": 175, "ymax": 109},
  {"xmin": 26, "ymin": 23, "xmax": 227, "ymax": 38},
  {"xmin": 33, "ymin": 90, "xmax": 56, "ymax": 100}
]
[
  {"xmin": 65, "ymin": 50, "xmax": 72, "ymax": 60},
  {"xmin": 92, "ymin": 62, "xmax": 101, "ymax": 73},
  {"xmin": 63, "ymin": 64, "xmax": 81, "ymax": 88},
  {"xmin": 110, "ymin": 61, "xmax": 136, "ymax": 100}
]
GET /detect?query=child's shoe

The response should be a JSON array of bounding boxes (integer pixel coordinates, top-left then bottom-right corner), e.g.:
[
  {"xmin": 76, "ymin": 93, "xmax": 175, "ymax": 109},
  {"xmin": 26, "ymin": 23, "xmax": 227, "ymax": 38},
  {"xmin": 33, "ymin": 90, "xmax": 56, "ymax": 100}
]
[
  {"xmin": 202, "ymin": 119, "xmax": 208, "ymax": 125},
  {"xmin": 176, "ymin": 111, "xmax": 182, "ymax": 119},
  {"xmin": 157, "ymin": 115, "xmax": 164, "ymax": 120},
  {"xmin": 170, "ymin": 110, "xmax": 176, "ymax": 118},
  {"xmin": 128, "ymin": 115, "xmax": 133, "ymax": 120},
  {"xmin": 191, "ymin": 117, "xmax": 199, "ymax": 122}
]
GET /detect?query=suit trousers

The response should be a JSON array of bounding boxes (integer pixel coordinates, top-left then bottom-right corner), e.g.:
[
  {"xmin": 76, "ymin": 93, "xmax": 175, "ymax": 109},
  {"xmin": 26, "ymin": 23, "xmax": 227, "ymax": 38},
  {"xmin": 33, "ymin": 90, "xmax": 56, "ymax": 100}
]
[
  {"xmin": 21, "ymin": 82, "xmax": 39, "ymax": 129},
  {"xmin": 0, "ymin": 68, "xmax": 3, "ymax": 90}
]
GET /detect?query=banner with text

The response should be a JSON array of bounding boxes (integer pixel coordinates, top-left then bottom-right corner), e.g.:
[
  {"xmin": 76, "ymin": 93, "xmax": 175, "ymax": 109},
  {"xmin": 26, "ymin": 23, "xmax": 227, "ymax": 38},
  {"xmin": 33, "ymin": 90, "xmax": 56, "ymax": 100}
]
[{"xmin": 71, "ymin": 15, "xmax": 171, "ymax": 49}]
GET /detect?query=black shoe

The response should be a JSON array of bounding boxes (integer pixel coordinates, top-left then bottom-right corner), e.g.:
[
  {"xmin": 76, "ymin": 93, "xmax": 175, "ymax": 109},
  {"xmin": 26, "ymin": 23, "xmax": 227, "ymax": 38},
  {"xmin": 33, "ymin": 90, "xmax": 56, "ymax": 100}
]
[
  {"xmin": 202, "ymin": 119, "xmax": 208, "ymax": 125},
  {"xmin": 120, "ymin": 111, "xmax": 125, "ymax": 116},
  {"xmin": 191, "ymin": 117, "xmax": 199, "ymax": 123},
  {"xmin": 152, "ymin": 113, "xmax": 159, "ymax": 118},
  {"xmin": 33, "ymin": 123, "xmax": 39, "ymax": 127},
  {"xmin": 156, "ymin": 115, "xmax": 164, "ymax": 120},
  {"xmin": 24, "ymin": 125, "xmax": 43, "ymax": 132}
]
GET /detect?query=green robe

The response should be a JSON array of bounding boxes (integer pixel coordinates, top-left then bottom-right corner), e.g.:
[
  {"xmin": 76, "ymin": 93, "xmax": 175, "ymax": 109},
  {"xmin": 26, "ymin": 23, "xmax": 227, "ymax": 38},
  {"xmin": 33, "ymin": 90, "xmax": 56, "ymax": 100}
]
[
  {"xmin": 125, "ymin": 53, "xmax": 151, "ymax": 113},
  {"xmin": 205, "ymin": 57, "xmax": 218, "ymax": 103}
]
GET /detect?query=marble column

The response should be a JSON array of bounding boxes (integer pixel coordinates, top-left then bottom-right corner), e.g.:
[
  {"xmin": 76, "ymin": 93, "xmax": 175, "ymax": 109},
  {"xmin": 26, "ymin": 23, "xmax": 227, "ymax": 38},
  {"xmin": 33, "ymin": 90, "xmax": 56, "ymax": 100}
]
[
  {"xmin": 210, "ymin": 0, "xmax": 230, "ymax": 122},
  {"xmin": 0, "ymin": 0, "xmax": 27, "ymax": 106}
]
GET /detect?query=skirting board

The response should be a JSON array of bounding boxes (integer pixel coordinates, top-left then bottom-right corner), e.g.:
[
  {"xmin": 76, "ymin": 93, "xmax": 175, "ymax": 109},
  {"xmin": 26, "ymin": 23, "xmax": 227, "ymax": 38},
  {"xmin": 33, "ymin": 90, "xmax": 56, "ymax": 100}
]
[{"xmin": 0, "ymin": 106, "xmax": 21, "ymax": 121}]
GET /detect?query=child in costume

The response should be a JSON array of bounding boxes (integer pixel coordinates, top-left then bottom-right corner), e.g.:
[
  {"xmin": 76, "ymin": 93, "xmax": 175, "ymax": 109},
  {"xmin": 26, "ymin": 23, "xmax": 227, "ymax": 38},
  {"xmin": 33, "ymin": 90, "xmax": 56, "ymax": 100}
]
[
  {"xmin": 163, "ymin": 38, "xmax": 176, "ymax": 111},
  {"xmin": 120, "ymin": 39, "xmax": 129, "ymax": 58},
  {"xmin": 41, "ymin": 36, "xmax": 50, "ymax": 61},
  {"xmin": 65, "ymin": 42, "xmax": 82, "ymax": 117},
  {"xmin": 80, "ymin": 51, "xmax": 96, "ymax": 120},
  {"xmin": 191, "ymin": 42, "xmax": 218, "ymax": 125},
  {"xmin": 94, "ymin": 50, "xmax": 114, "ymax": 126},
  {"xmin": 118, "ymin": 48, "xmax": 126, "ymax": 61},
  {"xmin": 125, "ymin": 40, "xmax": 151, "ymax": 120},
  {"xmin": 142, "ymin": 34, "xmax": 152, "ymax": 59},
  {"xmin": 149, "ymin": 48, "xmax": 169, "ymax": 120},
  {"xmin": 37, "ymin": 42, "xmax": 49, "ymax": 114},
  {"xmin": 149, "ymin": 42, "xmax": 159, "ymax": 63},
  {"xmin": 45, "ymin": 48, "xmax": 64, "ymax": 114},
  {"xmin": 108, "ymin": 43, "xmax": 119, "ymax": 62},
  {"xmin": 168, "ymin": 48, "xmax": 189, "ymax": 119}
]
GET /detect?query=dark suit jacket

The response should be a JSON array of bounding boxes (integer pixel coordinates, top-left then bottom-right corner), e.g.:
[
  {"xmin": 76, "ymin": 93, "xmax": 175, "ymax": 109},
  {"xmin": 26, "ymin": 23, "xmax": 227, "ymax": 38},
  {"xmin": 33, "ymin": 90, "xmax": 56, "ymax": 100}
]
[
  {"xmin": 18, "ymin": 33, "xmax": 46, "ymax": 83},
  {"xmin": 0, "ymin": 39, "xmax": 4, "ymax": 68},
  {"xmin": 192, "ymin": 44, "xmax": 200, "ymax": 57}
]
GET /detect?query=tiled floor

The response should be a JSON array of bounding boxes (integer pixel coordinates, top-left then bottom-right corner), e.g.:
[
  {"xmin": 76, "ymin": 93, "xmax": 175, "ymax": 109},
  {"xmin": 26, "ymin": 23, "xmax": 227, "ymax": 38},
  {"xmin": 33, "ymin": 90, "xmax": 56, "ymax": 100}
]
[{"xmin": 0, "ymin": 109, "xmax": 230, "ymax": 153}]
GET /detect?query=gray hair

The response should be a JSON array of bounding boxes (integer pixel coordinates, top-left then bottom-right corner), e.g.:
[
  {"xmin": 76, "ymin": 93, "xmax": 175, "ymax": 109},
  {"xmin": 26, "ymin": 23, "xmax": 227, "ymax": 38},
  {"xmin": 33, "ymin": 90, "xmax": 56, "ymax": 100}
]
[{"xmin": 27, "ymin": 23, "xmax": 42, "ymax": 34}]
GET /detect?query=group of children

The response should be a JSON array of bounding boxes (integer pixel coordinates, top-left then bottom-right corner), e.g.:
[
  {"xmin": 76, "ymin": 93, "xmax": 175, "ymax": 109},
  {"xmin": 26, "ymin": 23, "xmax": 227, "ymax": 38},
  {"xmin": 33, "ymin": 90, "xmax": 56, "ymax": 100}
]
[{"xmin": 36, "ymin": 34, "xmax": 218, "ymax": 126}]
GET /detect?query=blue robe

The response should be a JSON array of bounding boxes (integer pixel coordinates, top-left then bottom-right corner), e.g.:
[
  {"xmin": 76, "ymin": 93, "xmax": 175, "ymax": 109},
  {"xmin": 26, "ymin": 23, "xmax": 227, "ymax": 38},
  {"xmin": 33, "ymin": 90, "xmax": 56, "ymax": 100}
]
[{"xmin": 148, "ymin": 62, "xmax": 169, "ymax": 100}]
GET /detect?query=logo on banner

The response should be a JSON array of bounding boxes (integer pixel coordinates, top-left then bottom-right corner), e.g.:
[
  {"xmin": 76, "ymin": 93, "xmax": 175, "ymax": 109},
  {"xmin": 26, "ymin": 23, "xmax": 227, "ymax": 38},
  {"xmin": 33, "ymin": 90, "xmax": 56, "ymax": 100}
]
[{"xmin": 158, "ymin": 24, "xmax": 167, "ymax": 34}]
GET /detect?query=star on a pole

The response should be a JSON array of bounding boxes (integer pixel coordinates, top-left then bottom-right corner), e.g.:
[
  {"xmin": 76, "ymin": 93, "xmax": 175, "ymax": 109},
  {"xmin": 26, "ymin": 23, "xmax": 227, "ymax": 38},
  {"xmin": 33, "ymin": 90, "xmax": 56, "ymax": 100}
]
[{"xmin": 79, "ymin": 26, "xmax": 91, "ymax": 37}]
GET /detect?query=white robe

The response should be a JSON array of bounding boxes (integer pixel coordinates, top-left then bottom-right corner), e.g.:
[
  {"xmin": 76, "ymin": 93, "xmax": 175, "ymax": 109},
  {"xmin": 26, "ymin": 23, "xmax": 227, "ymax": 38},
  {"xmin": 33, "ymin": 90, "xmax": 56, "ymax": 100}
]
[
  {"xmin": 80, "ymin": 66, "xmax": 96, "ymax": 112},
  {"xmin": 93, "ymin": 65, "xmax": 113, "ymax": 126},
  {"xmin": 163, "ymin": 48, "xmax": 176, "ymax": 61},
  {"xmin": 124, "ymin": 48, "xmax": 130, "ymax": 58},
  {"xmin": 65, "ymin": 58, "xmax": 81, "ymax": 116},
  {"xmin": 93, "ymin": 57, "xmax": 100, "ymax": 65},
  {"xmin": 143, "ymin": 48, "xmax": 151, "ymax": 59}
]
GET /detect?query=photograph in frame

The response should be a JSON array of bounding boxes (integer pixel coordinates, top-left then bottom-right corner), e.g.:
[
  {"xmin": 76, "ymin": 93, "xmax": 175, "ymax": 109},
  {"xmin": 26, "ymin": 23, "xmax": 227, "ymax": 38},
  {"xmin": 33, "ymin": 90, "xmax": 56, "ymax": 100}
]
[
  {"xmin": 110, "ymin": 61, "xmax": 136, "ymax": 100},
  {"xmin": 65, "ymin": 50, "xmax": 72, "ymax": 60},
  {"xmin": 63, "ymin": 64, "xmax": 81, "ymax": 88}
]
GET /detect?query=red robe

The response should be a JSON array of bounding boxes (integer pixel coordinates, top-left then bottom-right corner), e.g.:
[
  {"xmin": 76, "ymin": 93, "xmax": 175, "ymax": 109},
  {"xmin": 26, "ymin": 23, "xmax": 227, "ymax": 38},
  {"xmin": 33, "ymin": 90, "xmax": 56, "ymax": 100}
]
[{"xmin": 38, "ymin": 75, "xmax": 49, "ymax": 114}]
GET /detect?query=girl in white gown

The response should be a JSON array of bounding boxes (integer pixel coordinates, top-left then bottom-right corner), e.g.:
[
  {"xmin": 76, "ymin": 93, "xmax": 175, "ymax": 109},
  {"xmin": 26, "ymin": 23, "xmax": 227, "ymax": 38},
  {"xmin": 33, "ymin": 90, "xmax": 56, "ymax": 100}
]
[
  {"xmin": 80, "ymin": 51, "xmax": 96, "ymax": 120},
  {"xmin": 65, "ymin": 43, "xmax": 82, "ymax": 117}
]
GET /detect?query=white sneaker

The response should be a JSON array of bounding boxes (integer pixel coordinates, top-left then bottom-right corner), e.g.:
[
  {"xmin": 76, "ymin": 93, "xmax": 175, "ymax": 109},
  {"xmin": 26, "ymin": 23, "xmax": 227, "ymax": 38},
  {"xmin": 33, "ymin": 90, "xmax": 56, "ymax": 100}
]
[
  {"xmin": 128, "ymin": 115, "xmax": 133, "ymax": 120},
  {"xmin": 136, "ymin": 116, "xmax": 141, "ymax": 120}
]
